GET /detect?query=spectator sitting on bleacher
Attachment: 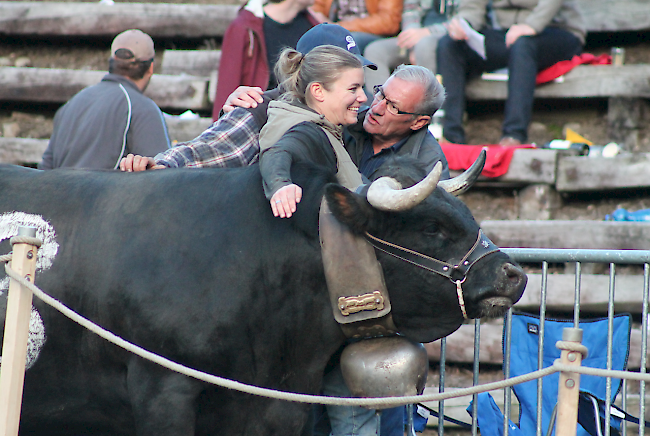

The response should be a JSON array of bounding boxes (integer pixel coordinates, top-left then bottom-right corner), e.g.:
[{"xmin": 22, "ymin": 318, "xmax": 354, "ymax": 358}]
[
  {"xmin": 363, "ymin": 0, "xmax": 449, "ymax": 93},
  {"xmin": 311, "ymin": 0, "xmax": 403, "ymax": 53},
  {"xmin": 213, "ymin": 0, "xmax": 320, "ymax": 119},
  {"xmin": 437, "ymin": 0, "xmax": 586, "ymax": 146},
  {"xmin": 39, "ymin": 29, "xmax": 171, "ymax": 170}
]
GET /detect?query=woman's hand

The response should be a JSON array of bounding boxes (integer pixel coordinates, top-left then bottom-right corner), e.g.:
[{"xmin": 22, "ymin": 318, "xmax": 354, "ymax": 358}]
[
  {"xmin": 120, "ymin": 154, "xmax": 165, "ymax": 172},
  {"xmin": 270, "ymin": 184, "xmax": 302, "ymax": 218},
  {"xmin": 505, "ymin": 24, "xmax": 536, "ymax": 47}
]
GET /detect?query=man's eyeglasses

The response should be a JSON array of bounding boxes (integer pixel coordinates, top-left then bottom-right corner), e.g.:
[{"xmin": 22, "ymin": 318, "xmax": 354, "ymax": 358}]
[{"xmin": 372, "ymin": 85, "xmax": 429, "ymax": 116}]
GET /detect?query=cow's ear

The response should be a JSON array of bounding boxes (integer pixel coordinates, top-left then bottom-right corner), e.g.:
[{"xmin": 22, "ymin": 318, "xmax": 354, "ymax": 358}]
[{"xmin": 324, "ymin": 184, "xmax": 376, "ymax": 234}]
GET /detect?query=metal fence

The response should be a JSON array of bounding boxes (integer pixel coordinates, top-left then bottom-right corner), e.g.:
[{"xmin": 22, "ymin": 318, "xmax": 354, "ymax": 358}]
[{"xmin": 432, "ymin": 248, "xmax": 649, "ymax": 436}]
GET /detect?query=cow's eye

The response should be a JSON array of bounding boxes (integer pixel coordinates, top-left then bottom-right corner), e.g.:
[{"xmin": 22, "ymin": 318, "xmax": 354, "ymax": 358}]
[{"xmin": 422, "ymin": 225, "xmax": 438, "ymax": 236}]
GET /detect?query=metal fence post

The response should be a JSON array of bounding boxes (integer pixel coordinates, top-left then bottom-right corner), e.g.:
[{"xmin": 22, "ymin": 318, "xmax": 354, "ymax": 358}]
[
  {"xmin": 0, "ymin": 227, "xmax": 39, "ymax": 436},
  {"xmin": 555, "ymin": 327, "xmax": 584, "ymax": 436}
]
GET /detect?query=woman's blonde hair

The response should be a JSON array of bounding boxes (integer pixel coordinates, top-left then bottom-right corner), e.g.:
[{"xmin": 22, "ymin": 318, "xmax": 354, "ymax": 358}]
[{"xmin": 274, "ymin": 45, "xmax": 362, "ymax": 103}]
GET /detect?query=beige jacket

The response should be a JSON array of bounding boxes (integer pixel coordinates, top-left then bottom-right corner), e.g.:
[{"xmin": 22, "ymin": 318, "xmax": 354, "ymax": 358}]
[
  {"xmin": 457, "ymin": 0, "xmax": 586, "ymax": 44},
  {"xmin": 260, "ymin": 100, "xmax": 362, "ymax": 193}
]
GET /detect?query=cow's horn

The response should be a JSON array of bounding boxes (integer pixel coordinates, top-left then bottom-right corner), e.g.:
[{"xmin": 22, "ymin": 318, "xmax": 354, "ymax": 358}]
[
  {"xmin": 366, "ymin": 162, "xmax": 442, "ymax": 211},
  {"xmin": 438, "ymin": 148, "xmax": 486, "ymax": 196}
]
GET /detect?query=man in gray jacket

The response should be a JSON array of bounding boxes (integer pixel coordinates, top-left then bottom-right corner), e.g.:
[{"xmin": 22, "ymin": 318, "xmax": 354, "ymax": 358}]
[{"xmin": 40, "ymin": 29, "xmax": 171, "ymax": 170}]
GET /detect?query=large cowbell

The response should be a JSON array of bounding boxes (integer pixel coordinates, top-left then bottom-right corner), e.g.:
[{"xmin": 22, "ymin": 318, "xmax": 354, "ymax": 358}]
[
  {"xmin": 319, "ymin": 199, "xmax": 428, "ymax": 404},
  {"xmin": 340, "ymin": 336, "xmax": 428, "ymax": 406}
]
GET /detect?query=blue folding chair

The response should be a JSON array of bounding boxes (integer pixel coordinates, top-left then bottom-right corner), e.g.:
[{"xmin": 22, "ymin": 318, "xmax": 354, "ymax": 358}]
[{"xmin": 469, "ymin": 312, "xmax": 632, "ymax": 436}]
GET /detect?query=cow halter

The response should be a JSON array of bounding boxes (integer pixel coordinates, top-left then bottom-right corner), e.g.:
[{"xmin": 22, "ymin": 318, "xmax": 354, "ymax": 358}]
[{"xmin": 364, "ymin": 230, "xmax": 500, "ymax": 319}]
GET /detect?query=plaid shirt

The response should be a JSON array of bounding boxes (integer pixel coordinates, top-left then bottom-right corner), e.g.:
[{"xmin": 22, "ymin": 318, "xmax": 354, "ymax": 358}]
[{"xmin": 154, "ymin": 108, "xmax": 261, "ymax": 168}]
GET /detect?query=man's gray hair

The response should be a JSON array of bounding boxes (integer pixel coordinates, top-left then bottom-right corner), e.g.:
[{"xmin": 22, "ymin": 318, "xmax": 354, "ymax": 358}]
[{"xmin": 391, "ymin": 64, "xmax": 445, "ymax": 117}]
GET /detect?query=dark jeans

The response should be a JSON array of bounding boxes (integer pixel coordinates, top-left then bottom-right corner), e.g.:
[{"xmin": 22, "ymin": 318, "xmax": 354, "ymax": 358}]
[{"xmin": 436, "ymin": 26, "xmax": 583, "ymax": 143}]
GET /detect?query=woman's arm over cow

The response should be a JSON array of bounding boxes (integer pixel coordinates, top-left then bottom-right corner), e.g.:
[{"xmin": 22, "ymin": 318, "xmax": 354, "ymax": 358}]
[
  {"xmin": 119, "ymin": 108, "xmax": 263, "ymax": 172},
  {"xmin": 260, "ymin": 123, "xmax": 335, "ymax": 218}
]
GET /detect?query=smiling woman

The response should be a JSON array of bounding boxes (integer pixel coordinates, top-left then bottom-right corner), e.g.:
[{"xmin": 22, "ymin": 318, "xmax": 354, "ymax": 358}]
[{"xmin": 258, "ymin": 45, "xmax": 367, "ymax": 218}]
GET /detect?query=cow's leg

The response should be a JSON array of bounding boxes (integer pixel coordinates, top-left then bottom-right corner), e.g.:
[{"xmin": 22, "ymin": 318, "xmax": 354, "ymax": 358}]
[{"xmin": 126, "ymin": 357, "xmax": 203, "ymax": 436}]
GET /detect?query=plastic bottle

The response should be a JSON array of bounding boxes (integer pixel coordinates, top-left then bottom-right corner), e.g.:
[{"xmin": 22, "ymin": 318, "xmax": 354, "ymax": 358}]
[
  {"xmin": 429, "ymin": 74, "xmax": 445, "ymax": 141},
  {"xmin": 429, "ymin": 110, "xmax": 444, "ymax": 141},
  {"xmin": 605, "ymin": 208, "xmax": 650, "ymax": 222}
]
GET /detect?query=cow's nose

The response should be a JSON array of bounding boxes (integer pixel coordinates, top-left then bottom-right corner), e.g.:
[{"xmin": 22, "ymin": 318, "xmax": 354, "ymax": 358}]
[{"xmin": 502, "ymin": 262, "xmax": 527, "ymax": 299}]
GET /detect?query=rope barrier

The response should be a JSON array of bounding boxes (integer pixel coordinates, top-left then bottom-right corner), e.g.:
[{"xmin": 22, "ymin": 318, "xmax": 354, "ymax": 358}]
[
  {"xmin": 555, "ymin": 340, "xmax": 589, "ymax": 359},
  {"xmin": 1, "ymin": 259, "xmax": 560, "ymax": 407},
  {"xmin": 2, "ymin": 242, "xmax": 646, "ymax": 407},
  {"xmin": 553, "ymin": 362, "xmax": 650, "ymax": 382},
  {"xmin": 8, "ymin": 236, "xmax": 41, "ymax": 248}
]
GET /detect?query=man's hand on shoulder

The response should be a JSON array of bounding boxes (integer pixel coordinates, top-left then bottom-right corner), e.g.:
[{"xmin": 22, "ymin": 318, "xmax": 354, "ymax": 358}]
[
  {"xmin": 222, "ymin": 86, "xmax": 264, "ymax": 113},
  {"xmin": 120, "ymin": 154, "xmax": 165, "ymax": 172}
]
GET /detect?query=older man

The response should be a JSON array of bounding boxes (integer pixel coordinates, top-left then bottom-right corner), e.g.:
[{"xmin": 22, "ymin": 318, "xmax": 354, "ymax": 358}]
[{"xmin": 344, "ymin": 64, "xmax": 449, "ymax": 181}]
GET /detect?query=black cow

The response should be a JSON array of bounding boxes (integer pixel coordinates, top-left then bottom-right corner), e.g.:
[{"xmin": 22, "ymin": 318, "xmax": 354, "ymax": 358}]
[{"xmin": 0, "ymin": 157, "xmax": 526, "ymax": 436}]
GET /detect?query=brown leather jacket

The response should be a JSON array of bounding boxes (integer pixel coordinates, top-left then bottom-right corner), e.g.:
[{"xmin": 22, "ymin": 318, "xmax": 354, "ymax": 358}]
[{"xmin": 312, "ymin": 0, "xmax": 402, "ymax": 36}]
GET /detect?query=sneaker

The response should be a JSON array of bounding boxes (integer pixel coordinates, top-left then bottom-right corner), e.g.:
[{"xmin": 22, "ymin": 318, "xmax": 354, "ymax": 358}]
[{"xmin": 499, "ymin": 136, "xmax": 522, "ymax": 146}]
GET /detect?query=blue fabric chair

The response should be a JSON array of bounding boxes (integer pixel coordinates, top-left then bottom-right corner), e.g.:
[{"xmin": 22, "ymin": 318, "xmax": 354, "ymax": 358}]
[{"xmin": 469, "ymin": 312, "xmax": 632, "ymax": 436}]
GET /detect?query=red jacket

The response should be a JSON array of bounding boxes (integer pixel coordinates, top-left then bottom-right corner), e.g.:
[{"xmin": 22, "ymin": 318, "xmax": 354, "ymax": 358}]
[{"xmin": 213, "ymin": 7, "xmax": 319, "ymax": 119}]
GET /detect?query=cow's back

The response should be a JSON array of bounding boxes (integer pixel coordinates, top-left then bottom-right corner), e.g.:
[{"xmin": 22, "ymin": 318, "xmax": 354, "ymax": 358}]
[{"xmin": 0, "ymin": 164, "xmax": 343, "ymax": 435}]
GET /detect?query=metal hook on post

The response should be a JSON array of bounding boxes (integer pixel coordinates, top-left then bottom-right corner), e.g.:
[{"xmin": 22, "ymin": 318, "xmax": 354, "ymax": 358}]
[
  {"xmin": 0, "ymin": 226, "xmax": 40, "ymax": 436},
  {"xmin": 554, "ymin": 327, "xmax": 587, "ymax": 436}
]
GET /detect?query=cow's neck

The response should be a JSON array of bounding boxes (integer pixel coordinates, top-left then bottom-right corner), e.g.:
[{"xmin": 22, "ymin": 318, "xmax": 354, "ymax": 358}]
[{"xmin": 318, "ymin": 199, "xmax": 397, "ymax": 339}]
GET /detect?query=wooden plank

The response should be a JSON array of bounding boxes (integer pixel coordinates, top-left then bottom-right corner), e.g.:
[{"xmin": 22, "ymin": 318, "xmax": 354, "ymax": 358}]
[
  {"xmin": 480, "ymin": 220, "xmax": 650, "ymax": 250},
  {"xmin": 161, "ymin": 50, "xmax": 221, "ymax": 78},
  {"xmin": 0, "ymin": 2, "xmax": 238, "ymax": 38},
  {"xmin": 450, "ymin": 149, "xmax": 558, "ymax": 185},
  {"xmin": 0, "ymin": 117, "xmax": 214, "ymax": 164},
  {"xmin": 0, "ymin": 138, "xmax": 48, "ymax": 165},
  {"xmin": 426, "ymin": 323, "xmax": 505, "ymax": 364},
  {"xmin": 499, "ymin": 149, "xmax": 557, "ymax": 184},
  {"xmin": 147, "ymin": 73, "xmax": 209, "ymax": 111},
  {"xmin": 576, "ymin": 0, "xmax": 650, "ymax": 32},
  {"xmin": 556, "ymin": 153, "xmax": 650, "ymax": 192},
  {"xmin": 426, "ymin": 323, "xmax": 649, "ymax": 368},
  {"xmin": 164, "ymin": 116, "xmax": 214, "ymax": 144},
  {"xmin": 0, "ymin": 67, "xmax": 209, "ymax": 111},
  {"xmin": 0, "ymin": 0, "xmax": 644, "ymax": 39},
  {"xmin": 518, "ymin": 273, "xmax": 646, "ymax": 313},
  {"xmin": 466, "ymin": 65, "xmax": 650, "ymax": 101}
]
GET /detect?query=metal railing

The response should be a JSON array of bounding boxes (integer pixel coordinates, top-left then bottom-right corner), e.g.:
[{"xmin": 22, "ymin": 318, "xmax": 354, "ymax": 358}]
[{"xmin": 433, "ymin": 248, "xmax": 650, "ymax": 436}]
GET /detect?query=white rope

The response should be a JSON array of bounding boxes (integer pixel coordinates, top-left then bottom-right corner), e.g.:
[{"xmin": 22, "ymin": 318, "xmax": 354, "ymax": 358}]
[
  {"xmin": 4, "ymin": 244, "xmax": 645, "ymax": 405},
  {"xmin": 553, "ymin": 362, "xmax": 650, "ymax": 382},
  {"xmin": 3, "ymin": 261, "xmax": 563, "ymax": 406}
]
